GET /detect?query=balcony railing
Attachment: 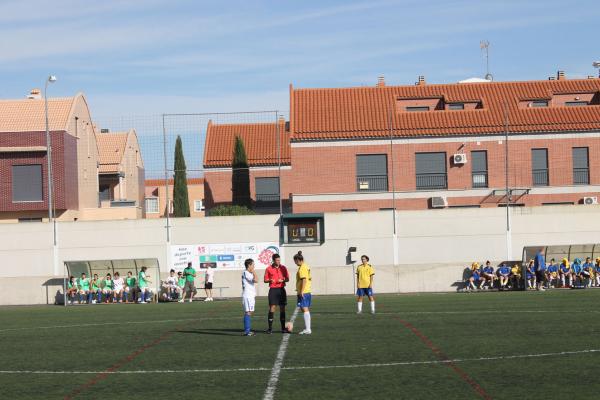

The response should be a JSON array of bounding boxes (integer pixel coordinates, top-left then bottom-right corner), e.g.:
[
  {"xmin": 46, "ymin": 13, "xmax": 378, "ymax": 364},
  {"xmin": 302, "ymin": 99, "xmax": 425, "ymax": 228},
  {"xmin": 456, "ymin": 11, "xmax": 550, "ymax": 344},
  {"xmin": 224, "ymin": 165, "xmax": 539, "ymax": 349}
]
[
  {"xmin": 472, "ymin": 172, "xmax": 488, "ymax": 188},
  {"xmin": 532, "ymin": 169, "xmax": 549, "ymax": 186},
  {"xmin": 356, "ymin": 175, "xmax": 388, "ymax": 192},
  {"xmin": 416, "ymin": 173, "xmax": 447, "ymax": 190},
  {"xmin": 255, "ymin": 193, "xmax": 280, "ymax": 203},
  {"xmin": 573, "ymin": 168, "xmax": 589, "ymax": 185}
]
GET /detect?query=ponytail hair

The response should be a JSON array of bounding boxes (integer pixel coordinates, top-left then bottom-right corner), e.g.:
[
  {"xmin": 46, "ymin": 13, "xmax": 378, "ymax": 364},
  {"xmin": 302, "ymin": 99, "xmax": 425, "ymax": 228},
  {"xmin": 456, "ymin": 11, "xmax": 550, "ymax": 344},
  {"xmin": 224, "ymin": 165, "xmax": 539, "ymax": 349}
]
[{"xmin": 293, "ymin": 251, "xmax": 304, "ymax": 262}]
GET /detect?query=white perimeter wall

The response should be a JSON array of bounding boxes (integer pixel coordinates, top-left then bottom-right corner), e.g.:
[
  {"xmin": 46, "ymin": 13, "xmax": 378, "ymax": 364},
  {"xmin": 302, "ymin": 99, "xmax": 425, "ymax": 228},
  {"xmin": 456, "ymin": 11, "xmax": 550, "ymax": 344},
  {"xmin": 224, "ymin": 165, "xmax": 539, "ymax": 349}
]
[{"xmin": 1, "ymin": 205, "xmax": 600, "ymax": 305}]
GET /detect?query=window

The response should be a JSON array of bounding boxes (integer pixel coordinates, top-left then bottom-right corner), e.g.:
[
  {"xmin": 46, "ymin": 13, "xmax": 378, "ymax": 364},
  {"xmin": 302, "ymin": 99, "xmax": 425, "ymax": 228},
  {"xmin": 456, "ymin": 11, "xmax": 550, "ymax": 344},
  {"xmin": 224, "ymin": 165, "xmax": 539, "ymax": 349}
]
[
  {"xmin": 449, "ymin": 103, "xmax": 464, "ymax": 110},
  {"xmin": 415, "ymin": 152, "xmax": 447, "ymax": 190},
  {"xmin": 406, "ymin": 106, "xmax": 430, "ymax": 112},
  {"xmin": 18, "ymin": 218, "xmax": 43, "ymax": 223},
  {"xmin": 471, "ymin": 151, "xmax": 488, "ymax": 188},
  {"xmin": 573, "ymin": 147, "xmax": 589, "ymax": 185},
  {"xmin": 99, "ymin": 185, "xmax": 111, "ymax": 202},
  {"xmin": 356, "ymin": 154, "xmax": 388, "ymax": 191},
  {"xmin": 565, "ymin": 101, "xmax": 588, "ymax": 106},
  {"xmin": 255, "ymin": 177, "xmax": 280, "ymax": 203},
  {"xmin": 531, "ymin": 100, "xmax": 548, "ymax": 107},
  {"xmin": 12, "ymin": 164, "xmax": 43, "ymax": 202},
  {"xmin": 194, "ymin": 200, "xmax": 205, "ymax": 212},
  {"xmin": 531, "ymin": 149, "xmax": 549, "ymax": 186},
  {"xmin": 145, "ymin": 197, "xmax": 159, "ymax": 213}
]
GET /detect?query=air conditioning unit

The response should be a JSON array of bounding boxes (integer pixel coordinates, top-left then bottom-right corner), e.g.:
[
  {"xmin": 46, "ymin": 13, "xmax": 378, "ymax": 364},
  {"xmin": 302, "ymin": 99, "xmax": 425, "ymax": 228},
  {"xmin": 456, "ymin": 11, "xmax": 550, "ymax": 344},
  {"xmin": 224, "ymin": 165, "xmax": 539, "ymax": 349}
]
[
  {"xmin": 453, "ymin": 153, "xmax": 467, "ymax": 164},
  {"xmin": 583, "ymin": 196, "xmax": 598, "ymax": 205},
  {"xmin": 430, "ymin": 196, "xmax": 447, "ymax": 209}
]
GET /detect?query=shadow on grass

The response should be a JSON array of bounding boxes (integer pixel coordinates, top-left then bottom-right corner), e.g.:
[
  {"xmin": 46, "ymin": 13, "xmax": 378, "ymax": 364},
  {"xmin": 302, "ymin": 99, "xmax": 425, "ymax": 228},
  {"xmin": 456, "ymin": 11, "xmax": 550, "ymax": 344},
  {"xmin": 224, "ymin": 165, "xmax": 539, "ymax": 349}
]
[{"xmin": 176, "ymin": 328, "xmax": 245, "ymax": 336}]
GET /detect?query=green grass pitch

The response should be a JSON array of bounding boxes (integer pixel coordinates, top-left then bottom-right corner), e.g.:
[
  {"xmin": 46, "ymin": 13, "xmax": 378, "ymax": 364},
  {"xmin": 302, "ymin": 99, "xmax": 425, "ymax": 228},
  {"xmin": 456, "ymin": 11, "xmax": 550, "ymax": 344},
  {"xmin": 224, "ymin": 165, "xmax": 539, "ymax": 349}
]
[{"xmin": 0, "ymin": 290, "xmax": 599, "ymax": 399}]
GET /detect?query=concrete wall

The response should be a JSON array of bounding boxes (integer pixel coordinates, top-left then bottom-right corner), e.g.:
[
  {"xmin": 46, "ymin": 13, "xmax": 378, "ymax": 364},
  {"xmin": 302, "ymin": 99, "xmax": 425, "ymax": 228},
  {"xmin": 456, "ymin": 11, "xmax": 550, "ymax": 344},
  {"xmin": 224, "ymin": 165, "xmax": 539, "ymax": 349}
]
[{"xmin": 2, "ymin": 205, "xmax": 600, "ymax": 305}]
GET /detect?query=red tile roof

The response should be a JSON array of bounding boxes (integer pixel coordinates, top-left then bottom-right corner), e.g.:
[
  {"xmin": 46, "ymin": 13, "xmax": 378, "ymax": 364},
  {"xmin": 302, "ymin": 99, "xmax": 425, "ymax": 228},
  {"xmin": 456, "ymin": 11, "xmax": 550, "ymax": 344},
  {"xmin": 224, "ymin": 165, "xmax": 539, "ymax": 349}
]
[
  {"xmin": 203, "ymin": 120, "xmax": 290, "ymax": 168},
  {"xmin": 97, "ymin": 132, "xmax": 128, "ymax": 173},
  {"xmin": 290, "ymin": 79, "xmax": 600, "ymax": 140},
  {"xmin": 145, "ymin": 178, "xmax": 204, "ymax": 187},
  {"xmin": 0, "ymin": 96, "xmax": 75, "ymax": 132}
]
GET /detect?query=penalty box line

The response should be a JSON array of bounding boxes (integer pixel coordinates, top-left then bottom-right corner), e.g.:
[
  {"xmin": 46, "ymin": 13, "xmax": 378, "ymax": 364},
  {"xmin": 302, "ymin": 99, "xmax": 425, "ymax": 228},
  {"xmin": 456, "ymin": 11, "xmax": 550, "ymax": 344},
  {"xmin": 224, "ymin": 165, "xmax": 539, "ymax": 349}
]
[{"xmin": 1, "ymin": 348, "xmax": 598, "ymax": 375}]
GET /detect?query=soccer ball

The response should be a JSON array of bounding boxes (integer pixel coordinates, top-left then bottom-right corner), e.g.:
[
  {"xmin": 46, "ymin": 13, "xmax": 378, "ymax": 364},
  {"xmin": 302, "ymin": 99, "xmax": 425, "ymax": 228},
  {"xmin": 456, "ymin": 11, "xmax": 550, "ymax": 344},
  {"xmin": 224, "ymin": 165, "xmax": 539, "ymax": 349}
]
[{"xmin": 285, "ymin": 321, "xmax": 293, "ymax": 332}]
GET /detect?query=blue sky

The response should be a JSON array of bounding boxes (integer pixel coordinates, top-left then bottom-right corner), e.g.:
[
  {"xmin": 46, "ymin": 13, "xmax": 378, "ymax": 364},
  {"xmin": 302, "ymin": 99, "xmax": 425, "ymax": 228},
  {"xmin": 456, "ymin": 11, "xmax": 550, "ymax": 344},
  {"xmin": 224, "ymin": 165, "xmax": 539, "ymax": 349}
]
[
  {"xmin": 1, "ymin": 0, "xmax": 598, "ymax": 116},
  {"xmin": 0, "ymin": 0, "xmax": 598, "ymax": 176}
]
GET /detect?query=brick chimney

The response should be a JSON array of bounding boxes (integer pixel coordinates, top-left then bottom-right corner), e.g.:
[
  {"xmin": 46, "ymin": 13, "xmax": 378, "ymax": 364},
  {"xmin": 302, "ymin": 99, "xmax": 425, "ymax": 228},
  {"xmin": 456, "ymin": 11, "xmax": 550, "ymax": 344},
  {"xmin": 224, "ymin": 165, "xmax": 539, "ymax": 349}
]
[
  {"xmin": 416, "ymin": 75, "xmax": 426, "ymax": 86},
  {"xmin": 27, "ymin": 88, "xmax": 42, "ymax": 100},
  {"xmin": 377, "ymin": 76, "xmax": 385, "ymax": 87},
  {"xmin": 557, "ymin": 70, "xmax": 565, "ymax": 80}
]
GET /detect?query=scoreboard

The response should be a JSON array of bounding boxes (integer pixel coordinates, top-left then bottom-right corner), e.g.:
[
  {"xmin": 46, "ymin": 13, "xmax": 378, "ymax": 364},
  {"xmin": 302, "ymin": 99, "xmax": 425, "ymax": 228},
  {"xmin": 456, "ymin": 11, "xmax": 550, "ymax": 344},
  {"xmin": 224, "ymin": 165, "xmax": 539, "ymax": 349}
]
[{"xmin": 282, "ymin": 213, "xmax": 324, "ymax": 245}]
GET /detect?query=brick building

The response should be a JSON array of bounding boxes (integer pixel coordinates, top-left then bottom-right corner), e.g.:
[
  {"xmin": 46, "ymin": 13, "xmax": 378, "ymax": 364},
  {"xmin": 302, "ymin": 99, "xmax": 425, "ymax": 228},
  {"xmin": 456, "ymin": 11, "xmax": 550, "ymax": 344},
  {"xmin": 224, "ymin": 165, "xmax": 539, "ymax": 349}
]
[
  {"xmin": 144, "ymin": 178, "xmax": 205, "ymax": 218},
  {"xmin": 203, "ymin": 119, "xmax": 291, "ymax": 213},
  {"xmin": 206, "ymin": 73, "xmax": 600, "ymax": 213},
  {"xmin": 0, "ymin": 90, "xmax": 145, "ymax": 222}
]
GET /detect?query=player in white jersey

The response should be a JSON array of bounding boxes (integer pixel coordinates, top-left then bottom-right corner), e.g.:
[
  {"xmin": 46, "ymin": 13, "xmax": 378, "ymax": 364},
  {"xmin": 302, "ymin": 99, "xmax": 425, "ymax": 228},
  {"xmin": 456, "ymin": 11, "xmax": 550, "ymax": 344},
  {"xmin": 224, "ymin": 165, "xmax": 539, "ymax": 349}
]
[{"xmin": 242, "ymin": 258, "xmax": 258, "ymax": 336}]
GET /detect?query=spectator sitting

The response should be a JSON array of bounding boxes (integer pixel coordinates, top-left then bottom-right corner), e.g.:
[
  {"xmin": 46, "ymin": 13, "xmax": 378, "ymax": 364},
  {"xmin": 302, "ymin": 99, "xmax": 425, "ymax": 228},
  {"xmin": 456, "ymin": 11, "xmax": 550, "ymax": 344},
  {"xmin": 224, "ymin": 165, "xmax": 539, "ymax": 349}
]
[
  {"xmin": 581, "ymin": 257, "xmax": 594, "ymax": 288},
  {"xmin": 78, "ymin": 273, "xmax": 91, "ymax": 304},
  {"xmin": 559, "ymin": 258, "xmax": 572, "ymax": 288},
  {"xmin": 113, "ymin": 272, "xmax": 125, "ymax": 303},
  {"xmin": 467, "ymin": 262, "xmax": 483, "ymax": 291},
  {"xmin": 496, "ymin": 263, "xmax": 511, "ymax": 290},
  {"xmin": 481, "ymin": 261, "xmax": 496, "ymax": 289},
  {"xmin": 572, "ymin": 258, "xmax": 583, "ymax": 287},
  {"xmin": 546, "ymin": 259, "xmax": 559, "ymax": 289},
  {"xmin": 163, "ymin": 269, "xmax": 179, "ymax": 300},
  {"xmin": 66, "ymin": 276, "xmax": 78, "ymax": 304},
  {"xmin": 526, "ymin": 260, "xmax": 536, "ymax": 290},
  {"xmin": 510, "ymin": 263, "xmax": 522, "ymax": 290},
  {"xmin": 102, "ymin": 273, "xmax": 114, "ymax": 303},
  {"xmin": 90, "ymin": 274, "xmax": 101, "ymax": 304}
]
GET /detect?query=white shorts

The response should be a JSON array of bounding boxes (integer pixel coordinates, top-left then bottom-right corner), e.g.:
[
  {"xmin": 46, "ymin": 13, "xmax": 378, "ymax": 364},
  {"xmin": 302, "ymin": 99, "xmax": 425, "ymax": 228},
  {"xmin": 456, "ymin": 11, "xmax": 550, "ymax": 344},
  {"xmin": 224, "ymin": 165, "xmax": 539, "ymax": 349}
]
[
  {"xmin": 242, "ymin": 296, "xmax": 255, "ymax": 312},
  {"xmin": 114, "ymin": 286, "xmax": 123, "ymax": 292}
]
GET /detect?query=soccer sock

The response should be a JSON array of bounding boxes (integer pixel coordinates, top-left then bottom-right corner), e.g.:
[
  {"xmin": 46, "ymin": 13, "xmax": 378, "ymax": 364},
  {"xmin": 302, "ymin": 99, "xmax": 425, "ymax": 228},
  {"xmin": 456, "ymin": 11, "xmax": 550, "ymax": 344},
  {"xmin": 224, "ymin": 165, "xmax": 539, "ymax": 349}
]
[
  {"xmin": 97, "ymin": 291, "xmax": 101, "ymax": 302},
  {"xmin": 140, "ymin": 291, "xmax": 145, "ymax": 302},
  {"xmin": 357, "ymin": 302, "xmax": 362, "ymax": 313},
  {"xmin": 88, "ymin": 293, "xmax": 92, "ymax": 303},
  {"xmin": 268, "ymin": 312, "xmax": 274, "ymax": 330},
  {"xmin": 280, "ymin": 312, "xmax": 286, "ymax": 330},
  {"xmin": 79, "ymin": 294, "xmax": 83, "ymax": 303},
  {"xmin": 303, "ymin": 311, "xmax": 311, "ymax": 331},
  {"xmin": 243, "ymin": 314, "xmax": 251, "ymax": 333},
  {"xmin": 370, "ymin": 301, "xmax": 375, "ymax": 313}
]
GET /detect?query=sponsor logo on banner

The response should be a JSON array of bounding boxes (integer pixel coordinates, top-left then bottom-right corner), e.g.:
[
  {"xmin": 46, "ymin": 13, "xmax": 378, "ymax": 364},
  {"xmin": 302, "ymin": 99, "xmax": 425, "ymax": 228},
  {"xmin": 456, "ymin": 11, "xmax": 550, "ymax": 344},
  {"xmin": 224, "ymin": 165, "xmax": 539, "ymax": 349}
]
[{"xmin": 170, "ymin": 242, "xmax": 281, "ymax": 270}]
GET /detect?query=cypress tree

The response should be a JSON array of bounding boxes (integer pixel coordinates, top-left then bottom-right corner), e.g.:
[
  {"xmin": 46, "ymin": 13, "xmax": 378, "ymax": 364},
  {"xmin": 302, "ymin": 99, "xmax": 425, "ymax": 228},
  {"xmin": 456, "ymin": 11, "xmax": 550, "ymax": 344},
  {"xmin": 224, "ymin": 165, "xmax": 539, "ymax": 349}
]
[
  {"xmin": 232, "ymin": 136, "xmax": 251, "ymax": 207},
  {"xmin": 173, "ymin": 135, "xmax": 190, "ymax": 217}
]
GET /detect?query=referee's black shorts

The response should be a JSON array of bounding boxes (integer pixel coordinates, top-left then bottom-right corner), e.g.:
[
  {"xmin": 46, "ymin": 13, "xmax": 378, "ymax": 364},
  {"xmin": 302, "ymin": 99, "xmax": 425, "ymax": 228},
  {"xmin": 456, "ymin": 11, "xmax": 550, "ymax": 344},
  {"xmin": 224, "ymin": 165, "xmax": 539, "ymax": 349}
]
[
  {"xmin": 268, "ymin": 287, "xmax": 287, "ymax": 306},
  {"xmin": 535, "ymin": 270, "xmax": 545, "ymax": 282}
]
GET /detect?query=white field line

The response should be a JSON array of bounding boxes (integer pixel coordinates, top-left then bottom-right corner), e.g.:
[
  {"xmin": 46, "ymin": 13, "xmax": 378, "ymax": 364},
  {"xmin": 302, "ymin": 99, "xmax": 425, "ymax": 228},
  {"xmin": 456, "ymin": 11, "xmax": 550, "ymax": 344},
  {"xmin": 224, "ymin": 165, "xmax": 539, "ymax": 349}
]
[
  {"xmin": 263, "ymin": 307, "xmax": 299, "ymax": 400},
  {"xmin": 0, "ymin": 316, "xmax": 239, "ymax": 333},
  {"xmin": 0, "ymin": 348, "xmax": 597, "ymax": 375}
]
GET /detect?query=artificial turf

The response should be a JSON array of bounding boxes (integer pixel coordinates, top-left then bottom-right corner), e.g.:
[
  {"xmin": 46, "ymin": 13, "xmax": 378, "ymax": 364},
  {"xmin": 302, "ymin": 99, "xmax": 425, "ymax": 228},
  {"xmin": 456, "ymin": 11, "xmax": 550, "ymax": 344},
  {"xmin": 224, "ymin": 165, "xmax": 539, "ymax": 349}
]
[{"xmin": 0, "ymin": 290, "xmax": 599, "ymax": 399}]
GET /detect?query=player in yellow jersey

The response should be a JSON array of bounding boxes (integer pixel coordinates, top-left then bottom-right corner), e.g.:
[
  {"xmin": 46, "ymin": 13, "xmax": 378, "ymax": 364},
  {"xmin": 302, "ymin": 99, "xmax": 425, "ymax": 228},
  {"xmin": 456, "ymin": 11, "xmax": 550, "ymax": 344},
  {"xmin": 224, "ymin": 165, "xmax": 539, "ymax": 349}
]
[
  {"xmin": 356, "ymin": 255, "xmax": 375, "ymax": 314},
  {"xmin": 294, "ymin": 251, "xmax": 312, "ymax": 335}
]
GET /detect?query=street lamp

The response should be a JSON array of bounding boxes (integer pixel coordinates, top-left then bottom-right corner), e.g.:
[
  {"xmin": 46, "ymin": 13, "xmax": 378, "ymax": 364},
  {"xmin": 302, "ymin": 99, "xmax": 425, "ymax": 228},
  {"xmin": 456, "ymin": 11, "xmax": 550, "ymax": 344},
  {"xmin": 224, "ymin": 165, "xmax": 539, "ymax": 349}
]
[
  {"xmin": 44, "ymin": 75, "xmax": 57, "ymax": 229},
  {"xmin": 594, "ymin": 61, "xmax": 600, "ymax": 77}
]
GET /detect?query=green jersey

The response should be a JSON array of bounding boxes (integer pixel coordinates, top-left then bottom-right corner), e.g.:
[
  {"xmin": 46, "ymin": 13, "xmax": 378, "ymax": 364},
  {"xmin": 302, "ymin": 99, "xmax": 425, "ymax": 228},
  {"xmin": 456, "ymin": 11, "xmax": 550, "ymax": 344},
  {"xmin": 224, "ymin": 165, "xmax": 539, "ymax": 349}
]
[
  {"xmin": 138, "ymin": 271, "xmax": 147, "ymax": 288},
  {"xmin": 184, "ymin": 267, "xmax": 196, "ymax": 282},
  {"xmin": 91, "ymin": 280, "xmax": 99, "ymax": 290},
  {"xmin": 126, "ymin": 277, "xmax": 136, "ymax": 287},
  {"xmin": 78, "ymin": 278, "xmax": 90, "ymax": 291},
  {"xmin": 104, "ymin": 279, "xmax": 113, "ymax": 289},
  {"xmin": 177, "ymin": 277, "xmax": 185, "ymax": 287},
  {"xmin": 68, "ymin": 281, "xmax": 76, "ymax": 290}
]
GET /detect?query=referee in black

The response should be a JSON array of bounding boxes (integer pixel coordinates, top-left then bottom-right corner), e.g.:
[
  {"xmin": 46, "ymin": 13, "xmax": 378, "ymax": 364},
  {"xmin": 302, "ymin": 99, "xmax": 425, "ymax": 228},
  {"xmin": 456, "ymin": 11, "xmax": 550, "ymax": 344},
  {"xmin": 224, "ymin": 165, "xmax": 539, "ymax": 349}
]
[{"xmin": 263, "ymin": 254, "xmax": 290, "ymax": 333}]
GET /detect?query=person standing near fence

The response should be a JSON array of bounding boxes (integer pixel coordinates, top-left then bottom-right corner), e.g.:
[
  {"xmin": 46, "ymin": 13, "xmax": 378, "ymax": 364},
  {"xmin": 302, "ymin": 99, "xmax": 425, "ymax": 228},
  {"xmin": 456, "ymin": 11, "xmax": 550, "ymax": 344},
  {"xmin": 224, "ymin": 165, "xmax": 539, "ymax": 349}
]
[
  {"xmin": 356, "ymin": 255, "xmax": 375, "ymax": 314},
  {"xmin": 138, "ymin": 266, "xmax": 151, "ymax": 303},
  {"xmin": 179, "ymin": 262, "xmax": 197, "ymax": 303},
  {"xmin": 534, "ymin": 248, "xmax": 546, "ymax": 291},
  {"xmin": 264, "ymin": 253, "xmax": 289, "ymax": 334},
  {"xmin": 242, "ymin": 258, "xmax": 258, "ymax": 336},
  {"xmin": 204, "ymin": 265, "xmax": 215, "ymax": 301}
]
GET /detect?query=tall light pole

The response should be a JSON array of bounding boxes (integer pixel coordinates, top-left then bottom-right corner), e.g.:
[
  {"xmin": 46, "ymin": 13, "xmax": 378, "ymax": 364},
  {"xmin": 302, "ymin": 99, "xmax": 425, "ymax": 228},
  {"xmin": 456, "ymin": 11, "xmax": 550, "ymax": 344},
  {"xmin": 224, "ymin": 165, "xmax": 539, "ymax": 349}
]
[{"xmin": 44, "ymin": 75, "xmax": 57, "ymax": 233}]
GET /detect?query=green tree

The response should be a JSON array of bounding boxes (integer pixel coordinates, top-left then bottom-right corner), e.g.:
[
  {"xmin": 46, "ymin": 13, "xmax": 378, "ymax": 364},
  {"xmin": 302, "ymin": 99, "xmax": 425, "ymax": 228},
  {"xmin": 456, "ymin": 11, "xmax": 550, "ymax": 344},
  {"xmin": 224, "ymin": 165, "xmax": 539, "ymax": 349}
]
[
  {"xmin": 232, "ymin": 135, "xmax": 251, "ymax": 207},
  {"xmin": 209, "ymin": 204, "xmax": 255, "ymax": 216},
  {"xmin": 173, "ymin": 135, "xmax": 190, "ymax": 217}
]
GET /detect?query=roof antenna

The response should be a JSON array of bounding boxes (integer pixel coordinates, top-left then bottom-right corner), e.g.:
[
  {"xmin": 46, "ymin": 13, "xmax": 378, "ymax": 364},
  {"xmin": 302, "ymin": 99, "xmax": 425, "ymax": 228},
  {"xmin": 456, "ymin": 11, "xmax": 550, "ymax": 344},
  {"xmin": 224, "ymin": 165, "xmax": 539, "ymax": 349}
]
[{"xmin": 480, "ymin": 40, "xmax": 493, "ymax": 81}]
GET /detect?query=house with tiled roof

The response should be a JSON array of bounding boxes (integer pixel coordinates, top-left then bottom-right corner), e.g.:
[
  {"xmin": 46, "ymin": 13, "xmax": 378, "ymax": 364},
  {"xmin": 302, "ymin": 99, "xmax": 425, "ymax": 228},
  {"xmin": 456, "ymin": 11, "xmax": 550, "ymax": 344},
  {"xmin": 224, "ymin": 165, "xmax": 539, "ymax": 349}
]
[
  {"xmin": 96, "ymin": 129, "xmax": 145, "ymax": 219},
  {"xmin": 289, "ymin": 73, "xmax": 600, "ymax": 212},
  {"xmin": 202, "ymin": 118, "xmax": 291, "ymax": 212},
  {"xmin": 0, "ymin": 89, "xmax": 145, "ymax": 222},
  {"xmin": 203, "ymin": 72, "xmax": 600, "ymax": 213},
  {"xmin": 144, "ymin": 177, "xmax": 205, "ymax": 218}
]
